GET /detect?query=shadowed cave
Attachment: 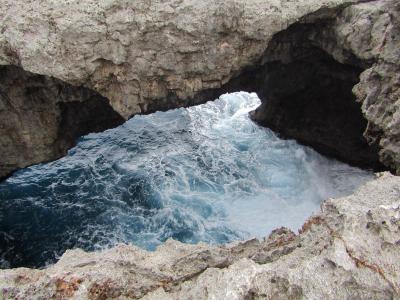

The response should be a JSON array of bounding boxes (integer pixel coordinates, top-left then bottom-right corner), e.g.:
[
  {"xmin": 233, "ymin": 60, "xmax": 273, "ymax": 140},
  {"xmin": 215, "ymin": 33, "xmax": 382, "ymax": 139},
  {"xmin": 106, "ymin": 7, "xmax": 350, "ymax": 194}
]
[
  {"xmin": 205, "ymin": 21, "xmax": 385, "ymax": 171},
  {"xmin": 248, "ymin": 49, "xmax": 382, "ymax": 170},
  {"xmin": 0, "ymin": 65, "xmax": 125, "ymax": 180}
]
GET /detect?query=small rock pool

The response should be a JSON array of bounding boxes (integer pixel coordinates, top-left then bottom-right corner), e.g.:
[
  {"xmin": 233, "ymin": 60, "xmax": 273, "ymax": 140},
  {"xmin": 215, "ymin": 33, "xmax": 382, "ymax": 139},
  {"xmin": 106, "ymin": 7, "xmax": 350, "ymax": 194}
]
[{"xmin": 0, "ymin": 92, "xmax": 373, "ymax": 268}]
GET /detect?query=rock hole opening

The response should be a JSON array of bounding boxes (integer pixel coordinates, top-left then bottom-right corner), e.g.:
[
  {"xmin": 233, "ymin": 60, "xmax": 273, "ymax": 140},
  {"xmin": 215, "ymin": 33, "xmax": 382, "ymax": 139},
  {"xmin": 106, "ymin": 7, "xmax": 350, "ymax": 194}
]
[{"xmin": 0, "ymin": 65, "xmax": 125, "ymax": 180}]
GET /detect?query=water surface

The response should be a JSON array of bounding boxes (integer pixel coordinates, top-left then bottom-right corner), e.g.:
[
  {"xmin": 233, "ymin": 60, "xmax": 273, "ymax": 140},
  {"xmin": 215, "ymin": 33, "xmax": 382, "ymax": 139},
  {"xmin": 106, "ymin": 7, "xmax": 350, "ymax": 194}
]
[{"xmin": 0, "ymin": 92, "xmax": 373, "ymax": 268}]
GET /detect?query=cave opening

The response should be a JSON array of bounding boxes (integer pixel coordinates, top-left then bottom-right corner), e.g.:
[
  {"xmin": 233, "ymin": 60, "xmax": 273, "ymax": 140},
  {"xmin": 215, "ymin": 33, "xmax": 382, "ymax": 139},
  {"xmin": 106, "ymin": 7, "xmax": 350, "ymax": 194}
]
[
  {"xmin": 249, "ymin": 47, "xmax": 383, "ymax": 170},
  {"xmin": 0, "ymin": 65, "xmax": 124, "ymax": 181},
  {"xmin": 0, "ymin": 25, "xmax": 388, "ymax": 181},
  {"xmin": 214, "ymin": 21, "xmax": 386, "ymax": 171}
]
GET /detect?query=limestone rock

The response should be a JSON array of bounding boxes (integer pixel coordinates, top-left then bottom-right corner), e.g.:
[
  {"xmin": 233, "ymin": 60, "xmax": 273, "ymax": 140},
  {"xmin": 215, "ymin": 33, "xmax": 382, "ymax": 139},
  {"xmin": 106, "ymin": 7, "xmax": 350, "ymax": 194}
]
[
  {"xmin": 0, "ymin": 173, "xmax": 399, "ymax": 299},
  {"xmin": 0, "ymin": 0, "xmax": 362, "ymax": 118},
  {"xmin": 0, "ymin": 0, "xmax": 377, "ymax": 179},
  {"xmin": 329, "ymin": 0, "xmax": 400, "ymax": 174}
]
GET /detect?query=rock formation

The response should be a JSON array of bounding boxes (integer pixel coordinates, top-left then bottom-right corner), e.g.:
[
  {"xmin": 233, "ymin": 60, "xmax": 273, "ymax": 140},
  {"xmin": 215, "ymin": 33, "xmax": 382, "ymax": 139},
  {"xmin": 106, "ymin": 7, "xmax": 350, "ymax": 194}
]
[
  {"xmin": 1, "ymin": 172, "xmax": 399, "ymax": 299},
  {"xmin": 1, "ymin": 0, "xmax": 399, "ymax": 178},
  {"xmin": 0, "ymin": 0, "xmax": 400, "ymax": 298}
]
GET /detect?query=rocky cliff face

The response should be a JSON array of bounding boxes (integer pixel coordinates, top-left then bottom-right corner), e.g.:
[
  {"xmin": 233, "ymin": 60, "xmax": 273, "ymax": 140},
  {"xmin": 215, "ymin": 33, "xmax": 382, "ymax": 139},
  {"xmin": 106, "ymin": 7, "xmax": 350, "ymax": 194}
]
[
  {"xmin": 1, "ymin": 173, "xmax": 399, "ymax": 299},
  {"xmin": 1, "ymin": 0, "xmax": 399, "ymax": 178}
]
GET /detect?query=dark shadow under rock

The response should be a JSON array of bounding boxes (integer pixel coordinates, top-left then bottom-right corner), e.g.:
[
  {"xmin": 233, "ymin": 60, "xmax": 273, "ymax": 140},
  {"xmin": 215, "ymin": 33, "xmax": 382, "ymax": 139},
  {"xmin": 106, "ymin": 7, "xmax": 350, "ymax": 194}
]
[
  {"xmin": 222, "ymin": 20, "xmax": 386, "ymax": 171},
  {"xmin": 0, "ymin": 65, "xmax": 124, "ymax": 180},
  {"xmin": 249, "ymin": 47, "xmax": 383, "ymax": 170}
]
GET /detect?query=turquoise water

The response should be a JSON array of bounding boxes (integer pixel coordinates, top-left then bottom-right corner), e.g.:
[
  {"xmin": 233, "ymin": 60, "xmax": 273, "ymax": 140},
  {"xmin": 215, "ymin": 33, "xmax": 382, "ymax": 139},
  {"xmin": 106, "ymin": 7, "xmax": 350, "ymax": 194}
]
[{"xmin": 0, "ymin": 92, "xmax": 373, "ymax": 268}]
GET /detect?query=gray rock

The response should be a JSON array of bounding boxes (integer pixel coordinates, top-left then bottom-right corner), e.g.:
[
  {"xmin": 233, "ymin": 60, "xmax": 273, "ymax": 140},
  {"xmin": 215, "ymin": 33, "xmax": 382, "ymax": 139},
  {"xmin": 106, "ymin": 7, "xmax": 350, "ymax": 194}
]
[
  {"xmin": 0, "ymin": 0, "xmax": 361, "ymax": 118},
  {"xmin": 0, "ymin": 1, "xmax": 399, "ymax": 298},
  {"xmin": 1, "ymin": 0, "xmax": 386, "ymax": 178}
]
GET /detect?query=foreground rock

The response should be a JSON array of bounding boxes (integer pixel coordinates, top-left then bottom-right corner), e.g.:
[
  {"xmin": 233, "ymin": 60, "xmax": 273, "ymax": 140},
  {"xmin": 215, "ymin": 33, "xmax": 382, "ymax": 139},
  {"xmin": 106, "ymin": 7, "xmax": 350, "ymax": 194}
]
[
  {"xmin": 1, "ymin": 0, "xmax": 399, "ymax": 178},
  {"xmin": 0, "ymin": 172, "xmax": 399, "ymax": 299}
]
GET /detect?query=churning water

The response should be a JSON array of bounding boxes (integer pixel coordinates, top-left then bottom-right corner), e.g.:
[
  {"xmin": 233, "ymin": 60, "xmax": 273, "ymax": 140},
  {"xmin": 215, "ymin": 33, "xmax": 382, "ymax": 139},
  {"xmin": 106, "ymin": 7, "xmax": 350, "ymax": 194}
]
[{"xmin": 0, "ymin": 92, "xmax": 373, "ymax": 268}]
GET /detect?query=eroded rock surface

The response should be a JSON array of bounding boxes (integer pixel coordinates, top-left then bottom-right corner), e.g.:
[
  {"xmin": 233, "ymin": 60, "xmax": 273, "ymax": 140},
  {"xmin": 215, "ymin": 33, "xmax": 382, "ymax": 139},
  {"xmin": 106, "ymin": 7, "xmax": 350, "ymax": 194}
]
[
  {"xmin": 0, "ymin": 173, "xmax": 399, "ymax": 299},
  {"xmin": 0, "ymin": 0, "xmax": 363, "ymax": 118},
  {"xmin": 1, "ymin": 2, "xmax": 399, "ymax": 296},
  {"xmin": 3, "ymin": 0, "xmax": 399, "ymax": 178}
]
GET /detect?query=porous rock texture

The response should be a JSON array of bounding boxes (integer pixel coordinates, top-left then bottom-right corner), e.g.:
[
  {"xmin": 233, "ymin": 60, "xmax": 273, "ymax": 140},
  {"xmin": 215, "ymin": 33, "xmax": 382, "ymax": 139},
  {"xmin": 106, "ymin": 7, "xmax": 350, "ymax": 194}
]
[
  {"xmin": 0, "ymin": 172, "xmax": 399, "ymax": 299},
  {"xmin": 1, "ymin": 0, "xmax": 399, "ymax": 179},
  {"xmin": 0, "ymin": 0, "xmax": 364, "ymax": 118}
]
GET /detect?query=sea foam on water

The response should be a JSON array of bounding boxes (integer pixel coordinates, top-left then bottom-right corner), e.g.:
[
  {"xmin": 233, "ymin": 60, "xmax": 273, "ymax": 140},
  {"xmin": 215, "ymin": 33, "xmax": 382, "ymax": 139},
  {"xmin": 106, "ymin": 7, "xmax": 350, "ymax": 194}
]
[{"xmin": 0, "ymin": 92, "xmax": 373, "ymax": 268}]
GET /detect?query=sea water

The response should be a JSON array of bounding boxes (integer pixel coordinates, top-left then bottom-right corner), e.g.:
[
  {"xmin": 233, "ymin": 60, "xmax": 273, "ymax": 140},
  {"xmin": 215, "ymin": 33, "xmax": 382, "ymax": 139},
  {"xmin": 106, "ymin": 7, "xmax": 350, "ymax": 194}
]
[{"xmin": 0, "ymin": 92, "xmax": 373, "ymax": 268}]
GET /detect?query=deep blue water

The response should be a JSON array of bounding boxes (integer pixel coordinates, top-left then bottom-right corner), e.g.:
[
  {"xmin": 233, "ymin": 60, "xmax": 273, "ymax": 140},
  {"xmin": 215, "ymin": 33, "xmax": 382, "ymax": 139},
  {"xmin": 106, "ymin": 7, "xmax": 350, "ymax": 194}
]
[{"xmin": 0, "ymin": 92, "xmax": 373, "ymax": 268}]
